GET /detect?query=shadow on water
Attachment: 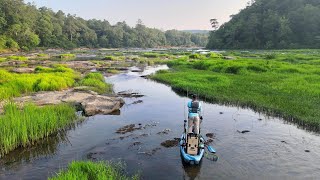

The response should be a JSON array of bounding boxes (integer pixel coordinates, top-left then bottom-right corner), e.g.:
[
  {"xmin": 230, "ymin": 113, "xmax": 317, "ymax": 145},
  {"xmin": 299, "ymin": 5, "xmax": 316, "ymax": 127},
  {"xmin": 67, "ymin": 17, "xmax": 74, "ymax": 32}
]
[{"xmin": 182, "ymin": 161, "xmax": 201, "ymax": 180}]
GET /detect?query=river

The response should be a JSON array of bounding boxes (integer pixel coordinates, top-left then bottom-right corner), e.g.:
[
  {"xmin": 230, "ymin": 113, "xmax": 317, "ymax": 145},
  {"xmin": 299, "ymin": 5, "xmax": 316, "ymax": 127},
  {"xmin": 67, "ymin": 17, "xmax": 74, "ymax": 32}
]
[{"xmin": 1, "ymin": 65, "xmax": 320, "ymax": 180}]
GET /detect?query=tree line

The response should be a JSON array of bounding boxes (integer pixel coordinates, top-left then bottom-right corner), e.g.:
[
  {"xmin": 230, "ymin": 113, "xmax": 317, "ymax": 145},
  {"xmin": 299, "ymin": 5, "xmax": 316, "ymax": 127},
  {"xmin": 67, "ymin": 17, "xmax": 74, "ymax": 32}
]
[
  {"xmin": 0, "ymin": 0, "xmax": 208, "ymax": 51},
  {"xmin": 207, "ymin": 0, "xmax": 320, "ymax": 49}
]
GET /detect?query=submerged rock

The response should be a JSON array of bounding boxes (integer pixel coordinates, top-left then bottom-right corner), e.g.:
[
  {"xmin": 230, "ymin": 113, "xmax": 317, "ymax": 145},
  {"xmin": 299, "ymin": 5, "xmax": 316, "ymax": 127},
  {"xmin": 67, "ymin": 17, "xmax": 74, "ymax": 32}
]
[
  {"xmin": 237, "ymin": 130, "xmax": 250, "ymax": 134},
  {"xmin": 117, "ymin": 91, "xmax": 144, "ymax": 98},
  {"xmin": 116, "ymin": 124, "xmax": 142, "ymax": 134},
  {"xmin": 161, "ymin": 138, "xmax": 180, "ymax": 148},
  {"xmin": 206, "ymin": 133, "xmax": 215, "ymax": 139},
  {"xmin": 11, "ymin": 89, "xmax": 124, "ymax": 116}
]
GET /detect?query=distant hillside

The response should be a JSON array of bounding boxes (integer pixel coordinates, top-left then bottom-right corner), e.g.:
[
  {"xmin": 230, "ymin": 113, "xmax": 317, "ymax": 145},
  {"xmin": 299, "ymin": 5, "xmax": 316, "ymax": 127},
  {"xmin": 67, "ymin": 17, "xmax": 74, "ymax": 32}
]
[
  {"xmin": 182, "ymin": 30, "xmax": 210, "ymax": 34},
  {"xmin": 207, "ymin": 0, "xmax": 320, "ymax": 49},
  {"xmin": 0, "ymin": 0, "xmax": 208, "ymax": 50}
]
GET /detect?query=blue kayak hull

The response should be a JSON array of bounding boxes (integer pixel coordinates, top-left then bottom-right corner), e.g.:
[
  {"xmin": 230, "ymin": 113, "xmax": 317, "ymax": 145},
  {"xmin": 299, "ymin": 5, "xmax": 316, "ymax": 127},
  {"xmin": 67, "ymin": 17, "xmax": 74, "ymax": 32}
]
[{"xmin": 179, "ymin": 134, "xmax": 204, "ymax": 165}]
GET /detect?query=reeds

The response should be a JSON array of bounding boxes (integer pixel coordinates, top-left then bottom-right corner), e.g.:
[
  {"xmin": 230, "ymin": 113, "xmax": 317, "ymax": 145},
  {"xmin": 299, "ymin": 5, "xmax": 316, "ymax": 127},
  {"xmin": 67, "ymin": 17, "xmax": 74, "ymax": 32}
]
[
  {"xmin": 49, "ymin": 161, "xmax": 139, "ymax": 180},
  {"xmin": 0, "ymin": 103, "xmax": 77, "ymax": 156}
]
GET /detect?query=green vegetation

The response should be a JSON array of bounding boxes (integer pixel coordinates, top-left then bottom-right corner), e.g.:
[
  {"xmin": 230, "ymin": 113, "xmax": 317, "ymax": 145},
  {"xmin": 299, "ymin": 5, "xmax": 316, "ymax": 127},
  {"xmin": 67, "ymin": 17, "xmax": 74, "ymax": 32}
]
[
  {"xmin": 0, "ymin": 103, "xmax": 77, "ymax": 156},
  {"xmin": 103, "ymin": 56, "xmax": 116, "ymax": 61},
  {"xmin": 6, "ymin": 56, "xmax": 28, "ymax": 61},
  {"xmin": 207, "ymin": 0, "xmax": 320, "ymax": 49},
  {"xmin": 153, "ymin": 51, "xmax": 320, "ymax": 130},
  {"xmin": 57, "ymin": 54, "xmax": 76, "ymax": 60},
  {"xmin": 0, "ymin": 66, "xmax": 76, "ymax": 100},
  {"xmin": 50, "ymin": 161, "xmax": 139, "ymax": 180},
  {"xmin": 0, "ymin": 57, "xmax": 6, "ymax": 62},
  {"xmin": 78, "ymin": 72, "xmax": 112, "ymax": 94}
]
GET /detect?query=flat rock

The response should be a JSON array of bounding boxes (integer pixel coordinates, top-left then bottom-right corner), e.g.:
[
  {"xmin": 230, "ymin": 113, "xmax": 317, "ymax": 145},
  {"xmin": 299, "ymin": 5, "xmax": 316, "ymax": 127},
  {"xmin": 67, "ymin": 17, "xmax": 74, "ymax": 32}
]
[
  {"xmin": 10, "ymin": 88, "xmax": 124, "ymax": 116},
  {"xmin": 11, "ymin": 68, "xmax": 35, "ymax": 73}
]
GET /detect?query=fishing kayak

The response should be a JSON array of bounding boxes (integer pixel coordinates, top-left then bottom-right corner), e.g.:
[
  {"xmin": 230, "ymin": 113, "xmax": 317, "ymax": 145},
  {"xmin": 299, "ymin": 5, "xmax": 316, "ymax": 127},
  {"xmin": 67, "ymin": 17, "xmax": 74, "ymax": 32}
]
[{"xmin": 179, "ymin": 133, "xmax": 205, "ymax": 165}]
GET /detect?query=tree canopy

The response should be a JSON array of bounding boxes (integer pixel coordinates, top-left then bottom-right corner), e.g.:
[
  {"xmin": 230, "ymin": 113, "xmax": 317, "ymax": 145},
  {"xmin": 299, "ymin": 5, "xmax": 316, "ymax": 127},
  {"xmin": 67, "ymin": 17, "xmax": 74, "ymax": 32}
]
[
  {"xmin": 207, "ymin": 0, "xmax": 320, "ymax": 49},
  {"xmin": 0, "ymin": 0, "xmax": 208, "ymax": 50}
]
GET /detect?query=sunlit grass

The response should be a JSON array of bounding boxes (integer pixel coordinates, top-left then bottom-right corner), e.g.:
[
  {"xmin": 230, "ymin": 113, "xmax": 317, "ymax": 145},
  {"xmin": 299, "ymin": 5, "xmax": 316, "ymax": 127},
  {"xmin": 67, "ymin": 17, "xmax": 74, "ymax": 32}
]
[
  {"xmin": 78, "ymin": 72, "xmax": 112, "ymax": 94},
  {"xmin": 0, "ymin": 103, "xmax": 77, "ymax": 156},
  {"xmin": 50, "ymin": 161, "xmax": 139, "ymax": 180},
  {"xmin": 6, "ymin": 55, "xmax": 28, "ymax": 61},
  {"xmin": 153, "ymin": 51, "xmax": 320, "ymax": 130},
  {"xmin": 0, "ymin": 66, "xmax": 77, "ymax": 100}
]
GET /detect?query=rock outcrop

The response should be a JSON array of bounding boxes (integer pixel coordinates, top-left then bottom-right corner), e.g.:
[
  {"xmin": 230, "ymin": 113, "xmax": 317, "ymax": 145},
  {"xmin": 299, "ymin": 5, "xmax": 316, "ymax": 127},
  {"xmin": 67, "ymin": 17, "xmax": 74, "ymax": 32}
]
[{"xmin": 9, "ymin": 88, "xmax": 124, "ymax": 116}]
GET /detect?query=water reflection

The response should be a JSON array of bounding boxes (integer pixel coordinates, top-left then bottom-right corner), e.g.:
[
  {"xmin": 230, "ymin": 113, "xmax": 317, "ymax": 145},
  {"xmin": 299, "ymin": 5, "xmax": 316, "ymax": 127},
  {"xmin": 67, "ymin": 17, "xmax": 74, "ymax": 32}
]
[
  {"xmin": 182, "ymin": 162, "xmax": 201, "ymax": 180},
  {"xmin": 0, "ymin": 130, "xmax": 70, "ymax": 168}
]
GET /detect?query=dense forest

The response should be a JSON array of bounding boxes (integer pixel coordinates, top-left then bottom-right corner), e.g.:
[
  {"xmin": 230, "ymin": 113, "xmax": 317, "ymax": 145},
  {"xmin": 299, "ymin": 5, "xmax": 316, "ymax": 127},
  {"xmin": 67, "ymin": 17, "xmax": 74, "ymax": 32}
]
[
  {"xmin": 207, "ymin": 0, "xmax": 320, "ymax": 49},
  {"xmin": 0, "ymin": 0, "xmax": 208, "ymax": 51}
]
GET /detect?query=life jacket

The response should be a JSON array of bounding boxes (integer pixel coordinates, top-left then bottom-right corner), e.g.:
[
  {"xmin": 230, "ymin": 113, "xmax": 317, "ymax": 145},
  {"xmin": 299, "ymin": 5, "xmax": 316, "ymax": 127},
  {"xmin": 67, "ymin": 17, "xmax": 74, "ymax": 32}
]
[{"xmin": 190, "ymin": 101, "xmax": 200, "ymax": 113}]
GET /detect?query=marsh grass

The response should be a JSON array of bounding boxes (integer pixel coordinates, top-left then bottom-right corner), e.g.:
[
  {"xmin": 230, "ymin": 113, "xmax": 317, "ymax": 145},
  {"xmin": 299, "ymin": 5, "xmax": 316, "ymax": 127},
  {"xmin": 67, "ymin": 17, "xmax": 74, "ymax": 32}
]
[
  {"xmin": 6, "ymin": 56, "xmax": 28, "ymax": 61},
  {"xmin": 78, "ymin": 72, "xmax": 112, "ymax": 94},
  {"xmin": 153, "ymin": 50, "xmax": 320, "ymax": 130},
  {"xmin": 0, "ymin": 103, "xmax": 77, "ymax": 156},
  {"xmin": 50, "ymin": 161, "xmax": 139, "ymax": 180},
  {"xmin": 0, "ymin": 66, "xmax": 76, "ymax": 100}
]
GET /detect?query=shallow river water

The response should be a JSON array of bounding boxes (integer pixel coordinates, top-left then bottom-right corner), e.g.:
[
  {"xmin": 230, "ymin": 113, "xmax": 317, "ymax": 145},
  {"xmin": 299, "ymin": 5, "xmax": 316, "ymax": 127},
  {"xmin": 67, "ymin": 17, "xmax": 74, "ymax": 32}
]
[{"xmin": 1, "ymin": 65, "xmax": 320, "ymax": 180}]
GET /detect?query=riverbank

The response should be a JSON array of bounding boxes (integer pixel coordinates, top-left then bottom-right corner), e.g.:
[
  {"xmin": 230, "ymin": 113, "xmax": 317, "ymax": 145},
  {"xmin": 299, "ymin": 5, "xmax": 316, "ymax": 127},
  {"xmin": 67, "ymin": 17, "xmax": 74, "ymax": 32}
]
[{"xmin": 152, "ymin": 50, "xmax": 320, "ymax": 130}]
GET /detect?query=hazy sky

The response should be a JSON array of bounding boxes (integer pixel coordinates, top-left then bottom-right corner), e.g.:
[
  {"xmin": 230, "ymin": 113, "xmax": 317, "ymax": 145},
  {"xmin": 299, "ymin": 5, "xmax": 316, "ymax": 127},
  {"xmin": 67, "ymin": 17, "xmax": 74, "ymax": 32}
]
[{"xmin": 25, "ymin": 0, "xmax": 249, "ymax": 30}]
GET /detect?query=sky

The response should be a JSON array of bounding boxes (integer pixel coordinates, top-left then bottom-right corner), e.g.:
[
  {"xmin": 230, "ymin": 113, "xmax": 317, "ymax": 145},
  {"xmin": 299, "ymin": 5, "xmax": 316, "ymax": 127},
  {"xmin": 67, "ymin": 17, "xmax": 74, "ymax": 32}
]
[{"xmin": 25, "ymin": 0, "xmax": 249, "ymax": 30}]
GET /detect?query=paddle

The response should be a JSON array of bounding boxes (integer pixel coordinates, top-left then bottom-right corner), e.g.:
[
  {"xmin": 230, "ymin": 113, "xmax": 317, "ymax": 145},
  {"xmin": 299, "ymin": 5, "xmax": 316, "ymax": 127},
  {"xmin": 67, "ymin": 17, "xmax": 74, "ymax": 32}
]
[{"xmin": 200, "ymin": 135, "xmax": 216, "ymax": 153}]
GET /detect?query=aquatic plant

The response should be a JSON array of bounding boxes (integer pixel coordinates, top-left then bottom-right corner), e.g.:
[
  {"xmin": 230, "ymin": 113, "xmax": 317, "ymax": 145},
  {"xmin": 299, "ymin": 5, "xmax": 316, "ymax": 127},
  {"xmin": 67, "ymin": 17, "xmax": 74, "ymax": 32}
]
[
  {"xmin": 6, "ymin": 55, "xmax": 28, "ymax": 61},
  {"xmin": 49, "ymin": 161, "xmax": 139, "ymax": 180},
  {"xmin": 78, "ymin": 72, "xmax": 112, "ymax": 94},
  {"xmin": 0, "ymin": 103, "xmax": 77, "ymax": 156}
]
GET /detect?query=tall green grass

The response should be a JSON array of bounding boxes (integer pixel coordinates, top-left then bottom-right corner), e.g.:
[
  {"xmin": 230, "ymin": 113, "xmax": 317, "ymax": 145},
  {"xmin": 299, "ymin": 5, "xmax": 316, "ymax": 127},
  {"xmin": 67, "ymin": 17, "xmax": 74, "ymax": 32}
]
[
  {"xmin": 153, "ymin": 51, "xmax": 320, "ymax": 130},
  {"xmin": 50, "ymin": 161, "xmax": 139, "ymax": 180},
  {"xmin": 78, "ymin": 72, "xmax": 112, "ymax": 94},
  {"xmin": 0, "ymin": 103, "xmax": 77, "ymax": 156},
  {"xmin": 0, "ymin": 66, "xmax": 77, "ymax": 100}
]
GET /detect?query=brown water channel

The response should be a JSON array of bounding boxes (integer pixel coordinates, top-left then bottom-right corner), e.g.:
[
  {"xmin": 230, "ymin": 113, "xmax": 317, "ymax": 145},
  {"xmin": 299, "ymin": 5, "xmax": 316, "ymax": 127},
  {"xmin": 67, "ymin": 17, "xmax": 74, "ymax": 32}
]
[{"xmin": 1, "ymin": 65, "xmax": 320, "ymax": 180}]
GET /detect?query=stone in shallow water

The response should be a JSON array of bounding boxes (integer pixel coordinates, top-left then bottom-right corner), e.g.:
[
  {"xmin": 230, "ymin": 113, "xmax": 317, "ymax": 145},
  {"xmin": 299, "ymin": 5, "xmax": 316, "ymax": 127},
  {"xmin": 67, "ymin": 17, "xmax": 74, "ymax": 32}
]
[{"xmin": 9, "ymin": 89, "xmax": 124, "ymax": 116}]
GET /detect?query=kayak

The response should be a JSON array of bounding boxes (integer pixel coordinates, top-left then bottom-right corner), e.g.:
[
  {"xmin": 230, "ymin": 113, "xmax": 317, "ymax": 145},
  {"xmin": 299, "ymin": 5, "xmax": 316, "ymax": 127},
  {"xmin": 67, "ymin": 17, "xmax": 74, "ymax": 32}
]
[{"xmin": 179, "ymin": 133, "xmax": 205, "ymax": 165}]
